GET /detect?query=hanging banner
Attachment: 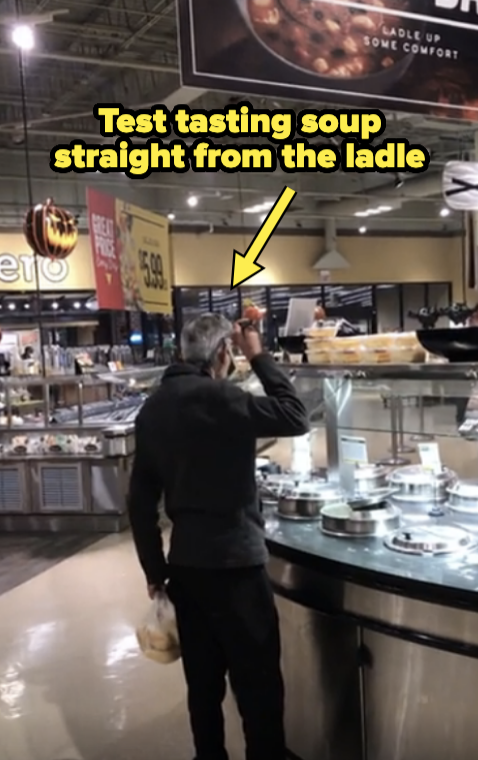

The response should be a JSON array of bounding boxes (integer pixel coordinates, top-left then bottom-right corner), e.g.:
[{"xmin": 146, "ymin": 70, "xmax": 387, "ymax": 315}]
[
  {"xmin": 87, "ymin": 189, "xmax": 172, "ymax": 313},
  {"xmin": 87, "ymin": 188, "xmax": 124, "ymax": 310},
  {"xmin": 115, "ymin": 199, "xmax": 172, "ymax": 314},
  {"xmin": 177, "ymin": 0, "xmax": 478, "ymax": 121}
]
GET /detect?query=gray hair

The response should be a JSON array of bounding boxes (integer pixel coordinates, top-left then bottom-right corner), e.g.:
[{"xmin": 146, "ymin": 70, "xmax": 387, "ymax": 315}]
[{"xmin": 180, "ymin": 313, "xmax": 233, "ymax": 367}]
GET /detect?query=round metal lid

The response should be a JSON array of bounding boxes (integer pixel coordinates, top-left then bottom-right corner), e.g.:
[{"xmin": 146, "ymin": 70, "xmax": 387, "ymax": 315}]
[
  {"xmin": 446, "ymin": 479, "xmax": 478, "ymax": 513},
  {"xmin": 321, "ymin": 502, "xmax": 400, "ymax": 523},
  {"xmin": 348, "ymin": 488, "xmax": 397, "ymax": 510},
  {"xmin": 448, "ymin": 479, "xmax": 478, "ymax": 500},
  {"xmin": 282, "ymin": 481, "xmax": 337, "ymax": 500},
  {"xmin": 354, "ymin": 464, "xmax": 388, "ymax": 481},
  {"xmin": 384, "ymin": 525, "xmax": 474, "ymax": 555},
  {"xmin": 389, "ymin": 464, "xmax": 453, "ymax": 486}
]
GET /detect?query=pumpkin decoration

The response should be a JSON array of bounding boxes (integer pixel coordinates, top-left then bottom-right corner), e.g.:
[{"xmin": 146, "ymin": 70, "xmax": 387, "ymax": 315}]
[
  {"xmin": 24, "ymin": 198, "xmax": 79, "ymax": 259},
  {"xmin": 314, "ymin": 305, "xmax": 326, "ymax": 321},
  {"xmin": 243, "ymin": 298, "xmax": 265, "ymax": 322}
]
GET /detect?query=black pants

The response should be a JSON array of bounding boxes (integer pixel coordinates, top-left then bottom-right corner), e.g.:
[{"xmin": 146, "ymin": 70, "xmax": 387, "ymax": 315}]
[{"xmin": 168, "ymin": 565, "xmax": 286, "ymax": 760}]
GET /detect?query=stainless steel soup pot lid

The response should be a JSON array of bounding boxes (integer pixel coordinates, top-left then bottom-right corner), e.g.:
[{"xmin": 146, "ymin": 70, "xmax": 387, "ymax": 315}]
[
  {"xmin": 389, "ymin": 464, "xmax": 455, "ymax": 486},
  {"xmin": 320, "ymin": 502, "xmax": 401, "ymax": 538},
  {"xmin": 384, "ymin": 524, "xmax": 475, "ymax": 556}
]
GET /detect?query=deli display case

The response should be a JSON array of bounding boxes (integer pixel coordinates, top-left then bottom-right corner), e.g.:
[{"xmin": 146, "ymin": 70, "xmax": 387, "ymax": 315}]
[
  {"xmin": 0, "ymin": 364, "xmax": 276, "ymax": 533},
  {"xmin": 0, "ymin": 366, "xmax": 166, "ymax": 532},
  {"xmin": 237, "ymin": 361, "xmax": 478, "ymax": 760}
]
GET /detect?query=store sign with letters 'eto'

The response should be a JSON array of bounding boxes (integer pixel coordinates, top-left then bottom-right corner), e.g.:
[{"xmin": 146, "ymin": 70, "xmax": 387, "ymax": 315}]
[
  {"xmin": 0, "ymin": 234, "xmax": 95, "ymax": 291},
  {"xmin": 87, "ymin": 188, "xmax": 172, "ymax": 313}
]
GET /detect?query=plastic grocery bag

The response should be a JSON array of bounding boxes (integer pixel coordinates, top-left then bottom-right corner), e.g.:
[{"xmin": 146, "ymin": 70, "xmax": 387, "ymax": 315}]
[{"xmin": 135, "ymin": 591, "xmax": 181, "ymax": 665}]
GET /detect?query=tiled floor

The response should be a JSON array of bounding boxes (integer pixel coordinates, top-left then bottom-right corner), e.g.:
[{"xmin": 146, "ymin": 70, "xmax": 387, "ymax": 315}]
[
  {"xmin": 0, "ymin": 534, "xmax": 99, "ymax": 595},
  {"xmin": 0, "ymin": 532, "xmax": 242, "ymax": 760}
]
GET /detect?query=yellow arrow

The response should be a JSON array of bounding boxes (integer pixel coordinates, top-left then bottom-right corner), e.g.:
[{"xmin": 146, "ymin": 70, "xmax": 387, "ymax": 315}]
[{"xmin": 230, "ymin": 186, "xmax": 297, "ymax": 289}]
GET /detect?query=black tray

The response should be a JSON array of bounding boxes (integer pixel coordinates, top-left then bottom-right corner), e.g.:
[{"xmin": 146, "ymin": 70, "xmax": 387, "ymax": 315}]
[{"xmin": 417, "ymin": 327, "xmax": 478, "ymax": 362}]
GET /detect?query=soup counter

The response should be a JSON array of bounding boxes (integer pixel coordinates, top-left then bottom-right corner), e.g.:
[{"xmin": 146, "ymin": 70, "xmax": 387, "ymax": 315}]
[{"xmin": 263, "ymin": 509, "xmax": 478, "ymax": 760}]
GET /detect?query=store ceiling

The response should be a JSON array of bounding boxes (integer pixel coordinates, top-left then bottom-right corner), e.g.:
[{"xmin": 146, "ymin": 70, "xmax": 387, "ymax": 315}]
[{"xmin": 0, "ymin": 0, "xmax": 474, "ymax": 236}]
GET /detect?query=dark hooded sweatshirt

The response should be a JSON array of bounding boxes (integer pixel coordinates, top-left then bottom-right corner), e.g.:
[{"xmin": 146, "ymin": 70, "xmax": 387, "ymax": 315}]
[{"xmin": 128, "ymin": 353, "xmax": 309, "ymax": 586}]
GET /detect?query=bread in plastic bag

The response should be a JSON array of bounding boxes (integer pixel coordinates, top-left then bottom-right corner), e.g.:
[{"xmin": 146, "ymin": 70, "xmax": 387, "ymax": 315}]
[{"xmin": 136, "ymin": 591, "xmax": 181, "ymax": 665}]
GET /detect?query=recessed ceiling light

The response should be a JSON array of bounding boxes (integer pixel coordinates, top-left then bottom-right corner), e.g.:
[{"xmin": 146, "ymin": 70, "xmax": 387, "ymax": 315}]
[
  {"xmin": 24, "ymin": 303, "xmax": 30, "ymax": 310},
  {"xmin": 167, "ymin": 212, "xmax": 176, "ymax": 220},
  {"xmin": 243, "ymin": 201, "xmax": 274, "ymax": 214},
  {"xmin": 356, "ymin": 205, "xmax": 393, "ymax": 217},
  {"xmin": 73, "ymin": 301, "xmax": 81, "ymax": 309},
  {"xmin": 12, "ymin": 24, "xmax": 35, "ymax": 51},
  {"xmin": 52, "ymin": 301, "xmax": 59, "ymax": 310},
  {"xmin": 187, "ymin": 195, "xmax": 198, "ymax": 207},
  {"xmin": 8, "ymin": 303, "xmax": 15, "ymax": 311},
  {"xmin": 359, "ymin": 226, "xmax": 367, "ymax": 234},
  {"xmin": 440, "ymin": 207, "xmax": 451, "ymax": 218}
]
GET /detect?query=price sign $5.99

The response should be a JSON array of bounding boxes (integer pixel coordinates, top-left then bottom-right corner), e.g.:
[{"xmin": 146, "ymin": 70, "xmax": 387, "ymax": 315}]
[{"xmin": 138, "ymin": 249, "xmax": 165, "ymax": 290}]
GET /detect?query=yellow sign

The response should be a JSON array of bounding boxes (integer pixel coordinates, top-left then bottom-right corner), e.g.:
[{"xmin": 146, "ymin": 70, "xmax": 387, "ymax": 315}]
[
  {"xmin": 115, "ymin": 200, "xmax": 172, "ymax": 313},
  {"xmin": 0, "ymin": 234, "xmax": 95, "ymax": 291},
  {"xmin": 231, "ymin": 186, "xmax": 296, "ymax": 289}
]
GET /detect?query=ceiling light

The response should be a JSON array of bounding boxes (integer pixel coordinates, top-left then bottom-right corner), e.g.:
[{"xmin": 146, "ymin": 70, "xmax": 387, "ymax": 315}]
[
  {"xmin": 73, "ymin": 301, "xmax": 81, "ymax": 309},
  {"xmin": 243, "ymin": 201, "xmax": 274, "ymax": 214},
  {"xmin": 187, "ymin": 195, "xmax": 198, "ymax": 207},
  {"xmin": 52, "ymin": 301, "xmax": 59, "ymax": 310},
  {"xmin": 260, "ymin": 214, "xmax": 267, "ymax": 223},
  {"xmin": 24, "ymin": 303, "xmax": 30, "ymax": 310},
  {"xmin": 167, "ymin": 212, "xmax": 176, "ymax": 220},
  {"xmin": 359, "ymin": 226, "xmax": 367, "ymax": 234},
  {"xmin": 355, "ymin": 205, "xmax": 394, "ymax": 218},
  {"xmin": 7, "ymin": 303, "xmax": 15, "ymax": 311},
  {"xmin": 11, "ymin": 24, "xmax": 35, "ymax": 51},
  {"xmin": 440, "ymin": 207, "xmax": 451, "ymax": 218}
]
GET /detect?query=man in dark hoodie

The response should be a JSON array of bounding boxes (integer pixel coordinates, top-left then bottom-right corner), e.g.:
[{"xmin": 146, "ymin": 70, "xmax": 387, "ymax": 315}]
[{"xmin": 128, "ymin": 313, "xmax": 309, "ymax": 760}]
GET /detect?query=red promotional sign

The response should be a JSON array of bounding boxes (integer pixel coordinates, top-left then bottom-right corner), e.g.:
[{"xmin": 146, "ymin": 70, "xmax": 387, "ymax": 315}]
[{"xmin": 87, "ymin": 188, "xmax": 124, "ymax": 310}]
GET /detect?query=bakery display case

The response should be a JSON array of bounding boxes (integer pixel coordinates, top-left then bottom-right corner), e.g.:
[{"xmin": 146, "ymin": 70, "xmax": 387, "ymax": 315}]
[
  {"xmin": 244, "ymin": 361, "xmax": 478, "ymax": 760},
  {"xmin": 0, "ymin": 367, "xmax": 165, "ymax": 532}
]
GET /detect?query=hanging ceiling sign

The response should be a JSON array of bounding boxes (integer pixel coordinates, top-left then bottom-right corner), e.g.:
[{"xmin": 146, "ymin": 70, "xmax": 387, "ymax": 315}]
[
  {"xmin": 443, "ymin": 162, "xmax": 478, "ymax": 210},
  {"xmin": 87, "ymin": 189, "xmax": 172, "ymax": 314},
  {"xmin": 177, "ymin": 0, "xmax": 478, "ymax": 121}
]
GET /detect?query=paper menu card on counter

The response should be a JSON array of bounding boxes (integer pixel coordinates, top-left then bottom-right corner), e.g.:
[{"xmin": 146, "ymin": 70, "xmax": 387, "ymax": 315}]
[
  {"xmin": 340, "ymin": 436, "xmax": 369, "ymax": 466},
  {"xmin": 339, "ymin": 435, "xmax": 368, "ymax": 495},
  {"xmin": 418, "ymin": 442, "xmax": 442, "ymax": 474}
]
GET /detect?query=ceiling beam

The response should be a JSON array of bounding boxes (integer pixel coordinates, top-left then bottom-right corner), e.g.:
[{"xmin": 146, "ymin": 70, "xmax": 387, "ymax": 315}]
[
  {"xmin": 0, "ymin": 46, "xmax": 178, "ymax": 72},
  {"xmin": 0, "ymin": 86, "xmax": 206, "ymax": 132}
]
